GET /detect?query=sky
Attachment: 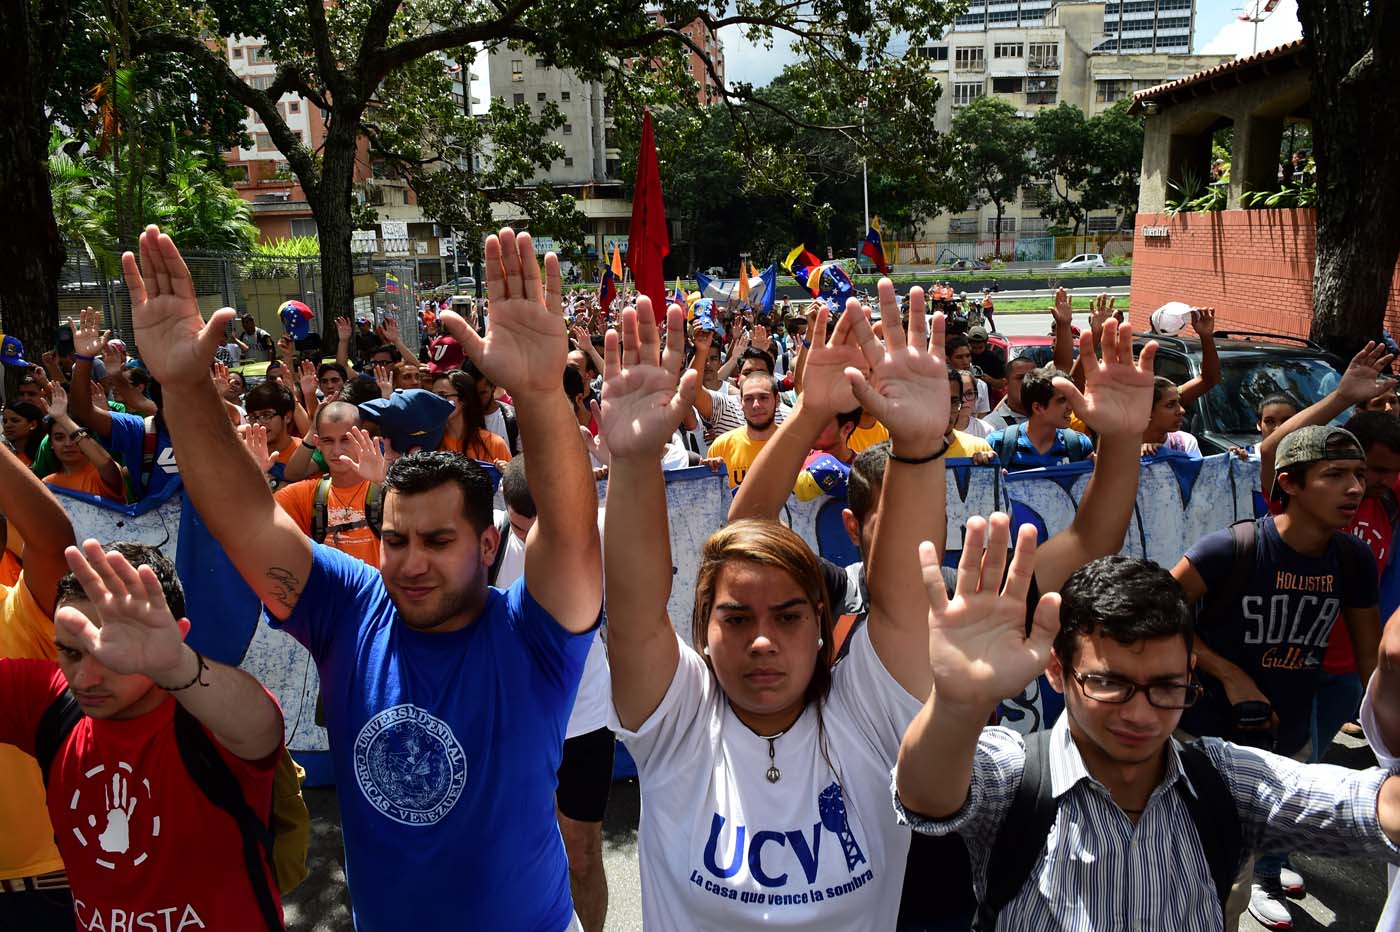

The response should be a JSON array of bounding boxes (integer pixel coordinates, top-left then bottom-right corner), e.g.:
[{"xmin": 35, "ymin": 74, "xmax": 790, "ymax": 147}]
[{"xmin": 717, "ymin": 1, "xmax": 1303, "ymax": 89}]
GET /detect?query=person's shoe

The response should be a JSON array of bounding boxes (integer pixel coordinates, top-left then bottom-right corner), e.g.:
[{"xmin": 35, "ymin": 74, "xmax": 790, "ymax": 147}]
[
  {"xmin": 1249, "ymin": 880, "xmax": 1294, "ymax": 929},
  {"xmin": 1278, "ymin": 864, "xmax": 1306, "ymax": 898}
]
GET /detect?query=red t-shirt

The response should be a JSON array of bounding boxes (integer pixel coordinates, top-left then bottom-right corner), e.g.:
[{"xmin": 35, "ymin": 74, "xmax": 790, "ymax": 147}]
[
  {"xmin": 1325, "ymin": 494, "xmax": 1396, "ymax": 674},
  {"xmin": 0, "ymin": 660, "xmax": 282, "ymax": 930}
]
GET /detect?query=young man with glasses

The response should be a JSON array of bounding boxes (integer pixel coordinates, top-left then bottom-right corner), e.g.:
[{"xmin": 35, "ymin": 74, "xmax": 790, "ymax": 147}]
[
  {"xmin": 241, "ymin": 382, "xmax": 300, "ymax": 486},
  {"xmin": 894, "ymin": 531, "xmax": 1400, "ymax": 932}
]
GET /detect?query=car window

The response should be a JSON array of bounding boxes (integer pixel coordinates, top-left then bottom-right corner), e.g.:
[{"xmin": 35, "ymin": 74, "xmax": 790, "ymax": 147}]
[
  {"xmin": 1206, "ymin": 355, "xmax": 1342, "ymax": 434},
  {"xmin": 1151, "ymin": 350, "xmax": 1192, "ymax": 389}
]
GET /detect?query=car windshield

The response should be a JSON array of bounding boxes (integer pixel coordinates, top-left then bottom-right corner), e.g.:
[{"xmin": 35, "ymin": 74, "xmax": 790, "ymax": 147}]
[{"xmin": 1206, "ymin": 354, "xmax": 1342, "ymax": 434}]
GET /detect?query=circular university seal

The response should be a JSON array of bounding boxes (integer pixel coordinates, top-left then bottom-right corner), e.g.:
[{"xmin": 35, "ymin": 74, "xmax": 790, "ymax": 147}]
[{"xmin": 353, "ymin": 704, "xmax": 468, "ymax": 825}]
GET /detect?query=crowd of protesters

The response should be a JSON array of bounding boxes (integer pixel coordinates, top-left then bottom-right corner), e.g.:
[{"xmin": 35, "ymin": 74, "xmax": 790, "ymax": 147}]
[{"xmin": 1, "ymin": 223, "xmax": 1400, "ymax": 932}]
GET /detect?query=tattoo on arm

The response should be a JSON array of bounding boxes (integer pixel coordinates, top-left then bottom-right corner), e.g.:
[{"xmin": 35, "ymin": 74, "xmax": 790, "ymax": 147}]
[{"xmin": 265, "ymin": 566, "xmax": 303, "ymax": 610}]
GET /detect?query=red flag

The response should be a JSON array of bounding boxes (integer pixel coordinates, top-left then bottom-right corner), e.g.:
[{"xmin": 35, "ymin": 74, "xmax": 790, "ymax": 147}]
[{"xmin": 627, "ymin": 111, "xmax": 670, "ymax": 323}]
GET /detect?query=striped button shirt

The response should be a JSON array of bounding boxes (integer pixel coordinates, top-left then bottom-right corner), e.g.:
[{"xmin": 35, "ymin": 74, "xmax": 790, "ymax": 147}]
[{"xmin": 893, "ymin": 716, "xmax": 1400, "ymax": 931}]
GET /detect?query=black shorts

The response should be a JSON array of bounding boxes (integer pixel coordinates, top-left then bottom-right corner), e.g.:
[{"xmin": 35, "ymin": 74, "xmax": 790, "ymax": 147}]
[{"xmin": 556, "ymin": 726, "xmax": 615, "ymax": 823}]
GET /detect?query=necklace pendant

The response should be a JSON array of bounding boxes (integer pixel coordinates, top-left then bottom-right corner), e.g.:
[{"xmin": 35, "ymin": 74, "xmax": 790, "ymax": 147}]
[{"xmin": 766, "ymin": 765, "xmax": 781, "ymax": 783}]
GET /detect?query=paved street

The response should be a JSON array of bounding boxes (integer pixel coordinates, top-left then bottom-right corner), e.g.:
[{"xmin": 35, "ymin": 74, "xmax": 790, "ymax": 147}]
[{"xmin": 282, "ymin": 735, "xmax": 1388, "ymax": 931}]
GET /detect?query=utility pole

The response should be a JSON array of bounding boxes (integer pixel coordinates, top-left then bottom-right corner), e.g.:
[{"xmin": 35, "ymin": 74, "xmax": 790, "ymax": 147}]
[{"xmin": 457, "ymin": 50, "xmax": 484, "ymax": 298}]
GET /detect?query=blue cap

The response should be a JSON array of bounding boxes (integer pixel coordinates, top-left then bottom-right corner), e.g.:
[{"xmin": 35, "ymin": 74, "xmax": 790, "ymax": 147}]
[
  {"xmin": 0, "ymin": 334, "xmax": 28, "ymax": 368},
  {"xmin": 358, "ymin": 388, "xmax": 456, "ymax": 455}
]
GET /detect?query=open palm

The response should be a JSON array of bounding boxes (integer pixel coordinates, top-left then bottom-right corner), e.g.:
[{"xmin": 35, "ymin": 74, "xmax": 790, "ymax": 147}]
[
  {"xmin": 599, "ymin": 302, "xmax": 697, "ymax": 460},
  {"xmin": 846, "ymin": 282, "xmax": 949, "ymax": 452},
  {"xmin": 921, "ymin": 516, "xmax": 1059, "ymax": 707},
  {"xmin": 441, "ymin": 228, "xmax": 566, "ymax": 397},
  {"xmin": 1058, "ymin": 318, "xmax": 1155, "ymax": 437},
  {"xmin": 54, "ymin": 541, "xmax": 188, "ymax": 679},
  {"xmin": 122, "ymin": 226, "xmax": 233, "ymax": 387},
  {"xmin": 800, "ymin": 307, "xmax": 865, "ymax": 417}
]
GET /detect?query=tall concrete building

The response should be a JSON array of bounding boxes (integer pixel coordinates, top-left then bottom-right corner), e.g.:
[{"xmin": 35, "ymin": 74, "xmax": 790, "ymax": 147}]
[
  {"xmin": 912, "ymin": 0, "xmax": 1227, "ymax": 246},
  {"xmin": 952, "ymin": 0, "xmax": 1195, "ymax": 52}
]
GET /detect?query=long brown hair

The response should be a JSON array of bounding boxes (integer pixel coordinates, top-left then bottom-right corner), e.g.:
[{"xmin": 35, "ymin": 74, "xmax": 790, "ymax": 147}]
[{"xmin": 690, "ymin": 518, "xmax": 835, "ymax": 708}]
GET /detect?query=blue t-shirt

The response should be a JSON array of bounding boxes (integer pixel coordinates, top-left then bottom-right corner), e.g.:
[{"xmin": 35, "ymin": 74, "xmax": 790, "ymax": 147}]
[
  {"xmin": 107, "ymin": 410, "xmax": 180, "ymax": 501},
  {"xmin": 986, "ymin": 424, "xmax": 1089, "ymax": 471},
  {"xmin": 1181, "ymin": 515, "xmax": 1378, "ymax": 754},
  {"xmin": 273, "ymin": 544, "xmax": 595, "ymax": 931}
]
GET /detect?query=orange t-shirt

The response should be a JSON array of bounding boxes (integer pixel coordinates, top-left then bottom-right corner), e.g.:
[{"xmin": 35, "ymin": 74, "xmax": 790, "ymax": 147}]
[
  {"xmin": 0, "ymin": 551, "xmax": 19, "ymax": 588},
  {"xmin": 440, "ymin": 429, "xmax": 511, "ymax": 463},
  {"xmin": 275, "ymin": 477, "xmax": 380, "ymax": 567},
  {"xmin": 43, "ymin": 461, "xmax": 124, "ymax": 502}
]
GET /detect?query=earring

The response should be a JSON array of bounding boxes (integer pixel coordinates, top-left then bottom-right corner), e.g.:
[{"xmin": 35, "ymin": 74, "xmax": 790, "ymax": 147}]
[
  {"xmin": 703, "ymin": 646, "xmax": 711, "ymax": 656},
  {"xmin": 817, "ymin": 638, "xmax": 824, "ymax": 649}
]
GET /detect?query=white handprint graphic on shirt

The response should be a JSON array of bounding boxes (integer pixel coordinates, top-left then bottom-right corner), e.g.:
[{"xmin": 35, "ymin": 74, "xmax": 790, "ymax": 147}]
[{"xmin": 98, "ymin": 771, "xmax": 138, "ymax": 854}]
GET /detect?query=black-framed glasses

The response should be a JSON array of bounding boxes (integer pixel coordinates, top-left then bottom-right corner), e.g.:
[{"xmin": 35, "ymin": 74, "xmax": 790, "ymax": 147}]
[{"xmin": 1068, "ymin": 668, "xmax": 1202, "ymax": 710}]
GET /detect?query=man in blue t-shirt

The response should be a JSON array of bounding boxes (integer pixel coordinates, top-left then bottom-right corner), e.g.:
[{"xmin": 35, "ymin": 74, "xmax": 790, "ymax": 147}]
[
  {"xmin": 124, "ymin": 224, "xmax": 604, "ymax": 932},
  {"xmin": 986, "ymin": 365, "xmax": 1093, "ymax": 470},
  {"xmin": 1173, "ymin": 424, "xmax": 1382, "ymax": 929}
]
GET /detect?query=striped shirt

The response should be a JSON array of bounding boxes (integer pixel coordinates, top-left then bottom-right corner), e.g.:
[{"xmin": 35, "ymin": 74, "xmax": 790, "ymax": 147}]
[
  {"xmin": 893, "ymin": 716, "xmax": 1399, "ymax": 931},
  {"xmin": 703, "ymin": 387, "xmax": 790, "ymax": 434}
]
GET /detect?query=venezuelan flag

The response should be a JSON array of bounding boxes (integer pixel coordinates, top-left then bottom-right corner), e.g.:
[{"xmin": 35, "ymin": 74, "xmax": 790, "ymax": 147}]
[
  {"xmin": 385, "ymin": 271, "xmax": 401, "ymax": 294},
  {"xmin": 861, "ymin": 218, "xmax": 891, "ymax": 274},
  {"xmin": 599, "ymin": 245, "xmax": 619, "ymax": 311},
  {"xmin": 784, "ymin": 245, "xmax": 824, "ymax": 297}
]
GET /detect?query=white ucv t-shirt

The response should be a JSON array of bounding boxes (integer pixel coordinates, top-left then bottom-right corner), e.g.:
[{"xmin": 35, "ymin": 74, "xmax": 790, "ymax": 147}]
[{"xmin": 612, "ymin": 624, "xmax": 923, "ymax": 931}]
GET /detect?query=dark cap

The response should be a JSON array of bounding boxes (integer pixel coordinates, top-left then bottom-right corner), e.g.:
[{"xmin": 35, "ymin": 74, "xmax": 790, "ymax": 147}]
[
  {"xmin": 1270, "ymin": 425, "xmax": 1366, "ymax": 502},
  {"xmin": 358, "ymin": 389, "xmax": 456, "ymax": 455},
  {"xmin": 968, "ymin": 326, "xmax": 989, "ymax": 342}
]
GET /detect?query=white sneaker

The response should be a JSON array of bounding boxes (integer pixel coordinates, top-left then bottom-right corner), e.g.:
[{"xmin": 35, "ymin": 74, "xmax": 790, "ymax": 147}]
[
  {"xmin": 1249, "ymin": 881, "xmax": 1294, "ymax": 929},
  {"xmin": 1278, "ymin": 865, "xmax": 1305, "ymax": 898}
]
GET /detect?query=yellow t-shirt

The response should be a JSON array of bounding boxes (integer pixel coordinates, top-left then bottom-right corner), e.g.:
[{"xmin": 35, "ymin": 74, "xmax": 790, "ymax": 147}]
[
  {"xmin": 707, "ymin": 428, "xmax": 769, "ymax": 489},
  {"xmin": 946, "ymin": 429, "xmax": 994, "ymax": 459},
  {"xmin": 0, "ymin": 574, "xmax": 64, "ymax": 880},
  {"xmin": 848, "ymin": 421, "xmax": 890, "ymax": 454}
]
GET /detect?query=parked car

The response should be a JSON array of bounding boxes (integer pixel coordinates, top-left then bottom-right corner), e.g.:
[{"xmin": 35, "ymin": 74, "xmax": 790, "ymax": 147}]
[
  {"xmin": 440, "ymin": 276, "xmax": 477, "ymax": 293},
  {"xmin": 1057, "ymin": 253, "xmax": 1107, "ymax": 271},
  {"xmin": 703, "ymin": 266, "xmax": 726, "ymax": 277}
]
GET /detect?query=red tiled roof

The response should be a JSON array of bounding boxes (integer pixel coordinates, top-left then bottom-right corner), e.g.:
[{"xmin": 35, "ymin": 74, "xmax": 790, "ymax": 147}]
[{"xmin": 1130, "ymin": 39, "xmax": 1308, "ymax": 112}]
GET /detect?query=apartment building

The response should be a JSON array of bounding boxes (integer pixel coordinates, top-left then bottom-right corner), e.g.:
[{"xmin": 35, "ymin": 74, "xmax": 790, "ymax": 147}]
[
  {"xmin": 913, "ymin": 0, "xmax": 1227, "ymax": 244},
  {"xmin": 952, "ymin": 0, "xmax": 1194, "ymax": 52}
]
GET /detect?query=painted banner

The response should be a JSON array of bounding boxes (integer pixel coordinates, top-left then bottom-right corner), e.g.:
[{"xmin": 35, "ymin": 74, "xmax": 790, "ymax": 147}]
[{"xmin": 51, "ymin": 452, "xmax": 1263, "ymax": 769}]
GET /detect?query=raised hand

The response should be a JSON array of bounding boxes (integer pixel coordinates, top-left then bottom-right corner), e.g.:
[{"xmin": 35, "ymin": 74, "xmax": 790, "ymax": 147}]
[
  {"xmin": 380, "ymin": 315, "xmax": 401, "ymax": 344},
  {"xmin": 240, "ymin": 423, "xmax": 278, "ymax": 474},
  {"xmin": 798, "ymin": 306, "xmax": 865, "ymax": 417},
  {"xmin": 54, "ymin": 540, "xmax": 192, "ymax": 682},
  {"xmin": 277, "ymin": 334, "xmax": 295, "ymax": 364},
  {"xmin": 48, "ymin": 382, "xmax": 70, "ymax": 421},
  {"xmin": 439, "ymin": 228, "xmax": 566, "ymax": 397},
  {"xmin": 751, "ymin": 324, "xmax": 773, "ymax": 354},
  {"xmin": 373, "ymin": 363, "xmax": 394, "ymax": 399},
  {"xmin": 298, "ymin": 359, "xmax": 318, "ymax": 403},
  {"xmin": 335, "ymin": 317, "xmax": 352, "ymax": 344},
  {"xmin": 691, "ymin": 322, "xmax": 714, "ymax": 352},
  {"xmin": 338, "ymin": 426, "xmax": 388, "ymax": 483},
  {"xmin": 844, "ymin": 281, "xmax": 949, "ymax": 456},
  {"xmin": 211, "ymin": 361, "xmax": 231, "ymax": 398},
  {"xmin": 1190, "ymin": 306, "xmax": 1216, "ymax": 337},
  {"xmin": 1056, "ymin": 318, "xmax": 1156, "ymax": 437},
  {"xmin": 72, "ymin": 307, "xmax": 110, "ymax": 358},
  {"xmin": 1336, "ymin": 341, "xmax": 1396, "ymax": 406},
  {"xmin": 102, "ymin": 340, "xmax": 124, "ymax": 376},
  {"xmin": 580, "ymin": 402, "xmax": 610, "ymax": 465},
  {"xmin": 919, "ymin": 514, "xmax": 1059, "ymax": 708},
  {"xmin": 599, "ymin": 300, "xmax": 698, "ymax": 460},
  {"xmin": 571, "ymin": 324, "xmax": 593, "ymax": 349},
  {"xmin": 122, "ymin": 226, "xmax": 234, "ymax": 387},
  {"xmin": 1051, "ymin": 287, "xmax": 1073, "ymax": 326}
]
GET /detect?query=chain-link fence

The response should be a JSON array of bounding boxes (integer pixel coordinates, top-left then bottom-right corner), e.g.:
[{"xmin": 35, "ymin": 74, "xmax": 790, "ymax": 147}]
[{"xmin": 54, "ymin": 243, "xmax": 421, "ymax": 359}]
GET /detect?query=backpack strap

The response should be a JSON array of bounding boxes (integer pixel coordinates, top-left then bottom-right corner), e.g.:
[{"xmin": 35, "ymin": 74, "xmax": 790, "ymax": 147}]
[
  {"xmin": 973, "ymin": 729, "xmax": 1059, "ymax": 932},
  {"xmin": 1062, "ymin": 429, "xmax": 1093, "ymax": 462},
  {"xmin": 487, "ymin": 511, "xmax": 513, "ymax": 586},
  {"xmin": 34, "ymin": 691, "xmax": 84, "ymax": 788},
  {"xmin": 1175, "ymin": 741, "xmax": 1244, "ymax": 916},
  {"xmin": 995, "ymin": 425, "xmax": 1020, "ymax": 468},
  {"xmin": 172, "ymin": 704, "xmax": 282, "ymax": 932},
  {"xmin": 502, "ymin": 410, "xmax": 519, "ymax": 455},
  {"xmin": 310, "ymin": 477, "xmax": 332, "ymax": 544}
]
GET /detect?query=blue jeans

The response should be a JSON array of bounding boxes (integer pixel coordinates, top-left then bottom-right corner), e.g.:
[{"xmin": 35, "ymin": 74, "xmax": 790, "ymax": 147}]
[{"xmin": 1310, "ymin": 671, "xmax": 1364, "ymax": 763}]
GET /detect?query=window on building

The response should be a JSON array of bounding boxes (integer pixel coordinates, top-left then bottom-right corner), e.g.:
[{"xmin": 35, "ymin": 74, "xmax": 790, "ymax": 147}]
[
  {"xmin": 564, "ymin": 157, "xmax": 575, "ymax": 167},
  {"xmin": 1095, "ymin": 79, "xmax": 1131, "ymax": 103},
  {"xmin": 1027, "ymin": 42, "xmax": 1058, "ymax": 69},
  {"xmin": 228, "ymin": 164, "xmax": 250, "ymax": 184},
  {"xmin": 993, "ymin": 42, "xmax": 1023, "ymax": 58},
  {"xmin": 986, "ymin": 218, "xmax": 1016, "ymax": 234},
  {"xmin": 991, "ymin": 77, "xmax": 1023, "ymax": 93},
  {"xmin": 247, "ymin": 46, "xmax": 266, "ymax": 65},
  {"xmin": 250, "ymin": 75, "xmax": 275, "ymax": 91},
  {"xmin": 511, "ymin": 60, "xmax": 523, "ymax": 82},
  {"xmin": 535, "ymin": 57, "xmax": 548, "ymax": 67},
  {"xmin": 232, "ymin": 46, "xmax": 243, "ymax": 60},
  {"xmin": 537, "ymin": 92, "xmax": 547, "ymax": 102},
  {"xmin": 949, "ymin": 218, "xmax": 979, "ymax": 234},
  {"xmin": 255, "ymin": 133, "xmax": 275, "ymax": 152},
  {"xmin": 917, "ymin": 45, "xmax": 949, "ymax": 61},
  {"xmin": 561, "ymin": 90, "xmax": 571, "ymax": 101},
  {"xmin": 954, "ymin": 47, "xmax": 985, "ymax": 71},
  {"xmin": 563, "ymin": 123, "xmax": 572, "ymax": 135},
  {"xmin": 513, "ymin": 92, "xmax": 525, "ymax": 106},
  {"xmin": 402, "ymin": 190, "xmax": 410, "ymax": 205},
  {"xmin": 1020, "ymin": 217, "xmax": 1051, "ymax": 234},
  {"xmin": 953, "ymin": 82, "xmax": 985, "ymax": 107},
  {"xmin": 1020, "ymin": 184, "xmax": 1051, "ymax": 207},
  {"xmin": 248, "ymin": 108, "xmax": 260, "ymax": 125},
  {"xmin": 291, "ymin": 219, "xmax": 318, "ymax": 238},
  {"xmin": 288, "ymin": 100, "xmax": 300, "ymax": 114},
  {"xmin": 1025, "ymin": 77, "xmax": 1058, "ymax": 105},
  {"xmin": 1087, "ymin": 215, "xmax": 1121, "ymax": 232},
  {"xmin": 988, "ymin": 9, "xmax": 1019, "ymax": 23}
]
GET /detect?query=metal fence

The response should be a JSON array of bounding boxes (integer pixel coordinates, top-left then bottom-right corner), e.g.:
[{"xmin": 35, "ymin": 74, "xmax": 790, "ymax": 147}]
[{"xmin": 53, "ymin": 243, "xmax": 421, "ymax": 359}]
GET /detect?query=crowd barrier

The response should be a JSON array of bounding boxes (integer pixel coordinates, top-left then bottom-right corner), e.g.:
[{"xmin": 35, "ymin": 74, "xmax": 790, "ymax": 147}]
[{"xmin": 49, "ymin": 452, "xmax": 1276, "ymax": 783}]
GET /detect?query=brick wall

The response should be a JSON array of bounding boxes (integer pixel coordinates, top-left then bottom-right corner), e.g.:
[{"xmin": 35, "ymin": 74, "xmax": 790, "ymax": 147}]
[{"xmin": 1128, "ymin": 209, "xmax": 1400, "ymax": 339}]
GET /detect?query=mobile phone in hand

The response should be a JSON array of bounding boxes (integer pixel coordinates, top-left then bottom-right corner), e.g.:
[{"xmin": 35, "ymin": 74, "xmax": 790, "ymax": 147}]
[{"xmin": 56, "ymin": 324, "xmax": 75, "ymax": 357}]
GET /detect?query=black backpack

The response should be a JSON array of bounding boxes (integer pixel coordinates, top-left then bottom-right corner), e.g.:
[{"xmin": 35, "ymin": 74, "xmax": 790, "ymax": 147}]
[
  {"xmin": 310, "ymin": 477, "xmax": 382, "ymax": 543},
  {"xmin": 34, "ymin": 692, "xmax": 298, "ymax": 932},
  {"xmin": 973, "ymin": 729, "xmax": 1242, "ymax": 931}
]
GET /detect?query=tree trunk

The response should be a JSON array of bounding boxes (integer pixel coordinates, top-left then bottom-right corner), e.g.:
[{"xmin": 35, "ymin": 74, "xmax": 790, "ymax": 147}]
[
  {"xmin": 0, "ymin": 1, "xmax": 67, "ymax": 398},
  {"xmin": 305, "ymin": 126, "xmax": 360, "ymax": 343},
  {"xmin": 992, "ymin": 201, "xmax": 1004, "ymax": 258},
  {"xmin": 1299, "ymin": 0, "xmax": 1400, "ymax": 358}
]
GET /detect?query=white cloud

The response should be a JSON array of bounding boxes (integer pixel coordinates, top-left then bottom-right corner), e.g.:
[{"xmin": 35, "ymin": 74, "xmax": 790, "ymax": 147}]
[
  {"xmin": 717, "ymin": 24, "xmax": 800, "ymax": 88},
  {"xmin": 1201, "ymin": 0, "xmax": 1303, "ymax": 58}
]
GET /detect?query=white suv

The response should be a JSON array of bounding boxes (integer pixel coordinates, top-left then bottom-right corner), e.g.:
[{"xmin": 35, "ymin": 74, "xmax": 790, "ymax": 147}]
[{"xmin": 1057, "ymin": 253, "xmax": 1107, "ymax": 270}]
